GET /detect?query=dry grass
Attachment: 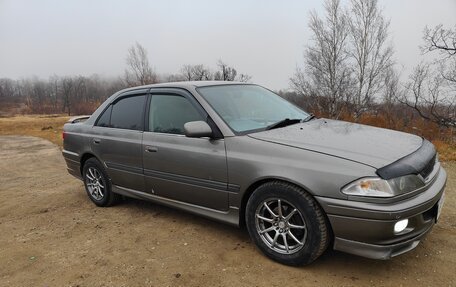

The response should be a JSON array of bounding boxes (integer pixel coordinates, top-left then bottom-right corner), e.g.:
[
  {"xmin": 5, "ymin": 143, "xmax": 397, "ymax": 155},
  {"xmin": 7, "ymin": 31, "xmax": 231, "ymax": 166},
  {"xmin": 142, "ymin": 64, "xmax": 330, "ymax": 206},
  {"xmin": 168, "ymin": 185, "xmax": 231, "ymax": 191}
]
[
  {"xmin": 0, "ymin": 114, "xmax": 454, "ymax": 161},
  {"xmin": 434, "ymin": 140, "xmax": 456, "ymax": 161},
  {"xmin": 0, "ymin": 115, "xmax": 70, "ymax": 148}
]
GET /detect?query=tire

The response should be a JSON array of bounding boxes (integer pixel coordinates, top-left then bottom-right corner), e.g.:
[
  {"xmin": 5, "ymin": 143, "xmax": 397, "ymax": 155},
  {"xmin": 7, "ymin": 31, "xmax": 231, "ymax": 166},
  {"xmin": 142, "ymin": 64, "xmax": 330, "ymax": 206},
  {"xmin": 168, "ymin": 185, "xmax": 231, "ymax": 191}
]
[
  {"xmin": 82, "ymin": 158, "xmax": 120, "ymax": 207},
  {"xmin": 245, "ymin": 181, "xmax": 330, "ymax": 266}
]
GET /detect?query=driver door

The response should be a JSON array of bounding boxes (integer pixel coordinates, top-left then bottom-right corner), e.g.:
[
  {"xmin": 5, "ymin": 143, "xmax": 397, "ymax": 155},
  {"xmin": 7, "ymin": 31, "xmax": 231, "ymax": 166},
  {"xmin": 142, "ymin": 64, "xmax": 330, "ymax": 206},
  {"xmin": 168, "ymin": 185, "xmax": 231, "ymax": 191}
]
[{"xmin": 142, "ymin": 90, "xmax": 229, "ymax": 211}]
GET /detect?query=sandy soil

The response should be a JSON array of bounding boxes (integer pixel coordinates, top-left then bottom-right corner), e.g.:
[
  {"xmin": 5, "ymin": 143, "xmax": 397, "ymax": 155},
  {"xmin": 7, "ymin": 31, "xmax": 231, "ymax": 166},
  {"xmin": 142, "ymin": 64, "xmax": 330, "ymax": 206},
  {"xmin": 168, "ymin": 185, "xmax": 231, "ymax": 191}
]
[{"xmin": 0, "ymin": 135, "xmax": 455, "ymax": 287}]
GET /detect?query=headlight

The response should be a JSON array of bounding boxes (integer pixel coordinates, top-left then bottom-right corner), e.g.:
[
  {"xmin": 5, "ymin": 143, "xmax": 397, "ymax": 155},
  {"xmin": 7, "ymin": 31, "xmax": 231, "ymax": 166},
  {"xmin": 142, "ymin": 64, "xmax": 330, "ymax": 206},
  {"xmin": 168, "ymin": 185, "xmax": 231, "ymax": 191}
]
[{"xmin": 342, "ymin": 175, "xmax": 425, "ymax": 197}]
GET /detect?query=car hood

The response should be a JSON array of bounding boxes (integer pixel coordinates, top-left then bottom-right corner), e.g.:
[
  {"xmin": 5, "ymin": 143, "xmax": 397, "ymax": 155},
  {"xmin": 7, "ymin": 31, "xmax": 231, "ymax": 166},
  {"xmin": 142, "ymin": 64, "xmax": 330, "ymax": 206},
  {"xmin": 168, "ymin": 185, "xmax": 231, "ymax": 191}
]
[{"xmin": 248, "ymin": 119, "xmax": 423, "ymax": 168}]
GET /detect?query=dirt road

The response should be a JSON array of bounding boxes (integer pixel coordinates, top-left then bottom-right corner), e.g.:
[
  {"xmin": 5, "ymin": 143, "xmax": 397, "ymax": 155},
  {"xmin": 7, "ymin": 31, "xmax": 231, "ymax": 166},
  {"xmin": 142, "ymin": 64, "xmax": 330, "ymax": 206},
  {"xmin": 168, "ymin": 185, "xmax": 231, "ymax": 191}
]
[{"xmin": 0, "ymin": 135, "xmax": 455, "ymax": 286}]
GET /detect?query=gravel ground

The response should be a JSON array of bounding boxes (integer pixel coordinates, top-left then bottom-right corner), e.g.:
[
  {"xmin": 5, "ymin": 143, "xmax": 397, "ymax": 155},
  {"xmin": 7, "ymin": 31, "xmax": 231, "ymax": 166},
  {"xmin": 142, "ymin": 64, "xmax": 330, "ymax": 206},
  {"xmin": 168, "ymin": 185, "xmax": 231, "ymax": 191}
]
[{"xmin": 0, "ymin": 135, "xmax": 455, "ymax": 287}]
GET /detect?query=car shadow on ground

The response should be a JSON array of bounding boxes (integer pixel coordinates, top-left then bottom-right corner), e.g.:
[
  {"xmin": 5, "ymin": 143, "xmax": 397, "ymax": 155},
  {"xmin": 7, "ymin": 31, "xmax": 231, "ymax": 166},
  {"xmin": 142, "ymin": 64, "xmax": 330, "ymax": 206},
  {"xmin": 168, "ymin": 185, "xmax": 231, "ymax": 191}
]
[
  {"xmin": 67, "ymin": 186, "xmax": 452, "ymax": 285},
  {"xmin": 119, "ymin": 195, "xmax": 248, "ymax": 232},
  {"xmin": 110, "ymin": 194, "xmax": 418, "ymax": 267}
]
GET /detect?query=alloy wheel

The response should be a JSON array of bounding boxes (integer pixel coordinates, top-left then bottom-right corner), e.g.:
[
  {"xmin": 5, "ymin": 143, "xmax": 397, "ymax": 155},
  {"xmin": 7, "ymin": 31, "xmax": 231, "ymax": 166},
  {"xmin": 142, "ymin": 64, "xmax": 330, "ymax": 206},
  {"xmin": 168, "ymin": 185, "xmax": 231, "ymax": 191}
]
[
  {"xmin": 255, "ymin": 198, "xmax": 307, "ymax": 254},
  {"xmin": 85, "ymin": 167, "xmax": 105, "ymax": 201}
]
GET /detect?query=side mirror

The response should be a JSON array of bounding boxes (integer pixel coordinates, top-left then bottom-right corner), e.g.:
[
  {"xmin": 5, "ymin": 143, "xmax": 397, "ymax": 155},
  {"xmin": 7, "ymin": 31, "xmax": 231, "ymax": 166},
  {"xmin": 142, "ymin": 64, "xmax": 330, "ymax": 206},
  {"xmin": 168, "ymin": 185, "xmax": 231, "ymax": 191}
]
[{"xmin": 184, "ymin": 121, "xmax": 213, "ymax": 138}]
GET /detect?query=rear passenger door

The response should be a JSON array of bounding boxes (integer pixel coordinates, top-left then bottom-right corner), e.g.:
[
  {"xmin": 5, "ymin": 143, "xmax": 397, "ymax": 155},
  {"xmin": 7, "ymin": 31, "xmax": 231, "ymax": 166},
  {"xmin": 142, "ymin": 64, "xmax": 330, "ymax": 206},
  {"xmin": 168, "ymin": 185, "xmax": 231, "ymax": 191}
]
[
  {"xmin": 91, "ymin": 91, "xmax": 147, "ymax": 192},
  {"xmin": 142, "ymin": 90, "xmax": 229, "ymax": 211}
]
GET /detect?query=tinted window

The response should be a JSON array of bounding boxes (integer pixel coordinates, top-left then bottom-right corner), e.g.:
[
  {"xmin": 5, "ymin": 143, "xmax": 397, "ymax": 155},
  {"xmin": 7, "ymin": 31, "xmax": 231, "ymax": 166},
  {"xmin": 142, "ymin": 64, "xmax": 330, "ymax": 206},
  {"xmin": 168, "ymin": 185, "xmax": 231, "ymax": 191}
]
[
  {"xmin": 149, "ymin": 95, "xmax": 204, "ymax": 134},
  {"xmin": 110, "ymin": 95, "xmax": 146, "ymax": 130},
  {"xmin": 96, "ymin": 105, "xmax": 112, "ymax": 127}
]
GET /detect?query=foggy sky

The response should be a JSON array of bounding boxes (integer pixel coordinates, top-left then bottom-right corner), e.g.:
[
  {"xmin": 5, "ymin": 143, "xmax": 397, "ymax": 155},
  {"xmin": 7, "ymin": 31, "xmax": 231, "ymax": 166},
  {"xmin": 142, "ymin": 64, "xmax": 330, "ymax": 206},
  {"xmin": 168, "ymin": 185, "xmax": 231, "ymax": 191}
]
[{"xmin": 0, "ymin": 0, "xmax": 455, "ymax": 90}]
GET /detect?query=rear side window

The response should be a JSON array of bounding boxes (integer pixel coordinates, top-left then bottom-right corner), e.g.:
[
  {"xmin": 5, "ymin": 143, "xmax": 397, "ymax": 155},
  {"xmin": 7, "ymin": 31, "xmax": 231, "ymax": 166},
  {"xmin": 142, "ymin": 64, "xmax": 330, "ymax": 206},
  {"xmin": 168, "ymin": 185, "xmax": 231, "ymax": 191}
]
[
  {"xmin": 96, "ymin": 105, "xmax": 112, "ymax": 127},
  {"xmin": 110, "ymin": 95, "xmax": 146, "ymax": 130},
  {"xmin": 149, "ymin": 95, "xmax": 204, "ymax": 134}
]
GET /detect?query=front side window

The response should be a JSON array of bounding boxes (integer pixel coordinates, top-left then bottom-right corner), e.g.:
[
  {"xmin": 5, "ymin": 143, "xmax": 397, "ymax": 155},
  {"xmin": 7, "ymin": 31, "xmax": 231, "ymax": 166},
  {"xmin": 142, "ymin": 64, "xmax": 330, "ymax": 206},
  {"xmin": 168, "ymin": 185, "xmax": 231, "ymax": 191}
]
[
  {"xmin": 110, "ymin": 95, "xmax": 146, "ymax": 130},
  {"xmin": 197, "ymin": 85, "xmax": 309, "ymax": 133},
  {"xmin": 96, "ymin": 105, "xmax": 112, "ymax": 127},
  {"xmin": 149, "ymin": 95, "xmax": 204, "ymax": 135}
]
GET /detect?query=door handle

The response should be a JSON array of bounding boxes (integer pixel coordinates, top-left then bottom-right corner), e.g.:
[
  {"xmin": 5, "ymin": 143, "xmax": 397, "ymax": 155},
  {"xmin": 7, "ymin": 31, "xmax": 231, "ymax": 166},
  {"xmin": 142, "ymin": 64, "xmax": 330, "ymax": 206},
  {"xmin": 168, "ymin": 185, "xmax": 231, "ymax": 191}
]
[
  {"xmin": 145, "ymin": 146, "xmax": 158, "ymax": 153},
  {"xmin": 93, "ymin": 138, "xmax": 101, "ymax": 144}
]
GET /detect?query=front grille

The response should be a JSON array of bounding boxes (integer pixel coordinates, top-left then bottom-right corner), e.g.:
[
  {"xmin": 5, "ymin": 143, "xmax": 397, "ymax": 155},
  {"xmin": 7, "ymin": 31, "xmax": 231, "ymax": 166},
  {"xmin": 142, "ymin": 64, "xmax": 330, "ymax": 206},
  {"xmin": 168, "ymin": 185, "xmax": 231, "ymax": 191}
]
[{"xmin": 419, "ymin": 154, "xmax": 436, "ymax": 180}]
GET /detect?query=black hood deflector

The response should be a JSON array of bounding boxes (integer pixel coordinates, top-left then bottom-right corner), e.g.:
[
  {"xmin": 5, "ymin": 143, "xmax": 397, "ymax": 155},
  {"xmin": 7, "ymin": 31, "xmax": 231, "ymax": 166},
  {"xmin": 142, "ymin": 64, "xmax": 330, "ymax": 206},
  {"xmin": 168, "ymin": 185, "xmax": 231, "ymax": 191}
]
[{"xmin": 376, "ymin": 139, "xmax": 436, "ymax": 180}]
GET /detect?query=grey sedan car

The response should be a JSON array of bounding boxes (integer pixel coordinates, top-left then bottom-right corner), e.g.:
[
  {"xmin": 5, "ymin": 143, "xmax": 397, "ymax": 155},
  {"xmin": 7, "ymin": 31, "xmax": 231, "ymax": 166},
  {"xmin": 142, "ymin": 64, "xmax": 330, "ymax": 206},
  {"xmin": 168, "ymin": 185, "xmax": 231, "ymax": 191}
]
[{"xmin": 62, "ymin": 81, "xmax": 446, "ymax": 265}]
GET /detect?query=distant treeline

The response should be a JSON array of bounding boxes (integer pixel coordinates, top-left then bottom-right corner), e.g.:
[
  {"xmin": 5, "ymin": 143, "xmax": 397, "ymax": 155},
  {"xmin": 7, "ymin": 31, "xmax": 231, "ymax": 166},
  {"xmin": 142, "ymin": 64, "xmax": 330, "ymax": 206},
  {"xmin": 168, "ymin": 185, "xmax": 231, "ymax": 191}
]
[
  {"xmin": 0, "ymin": 73, "xmax": 452, "ymax": 144},
  {"xmin": 0, "ymin": 75, "xmax": 125, "ymax": 115},
  {"xmin": 0, "ymin": 56, "xmax": 252, "ymax": 116}
]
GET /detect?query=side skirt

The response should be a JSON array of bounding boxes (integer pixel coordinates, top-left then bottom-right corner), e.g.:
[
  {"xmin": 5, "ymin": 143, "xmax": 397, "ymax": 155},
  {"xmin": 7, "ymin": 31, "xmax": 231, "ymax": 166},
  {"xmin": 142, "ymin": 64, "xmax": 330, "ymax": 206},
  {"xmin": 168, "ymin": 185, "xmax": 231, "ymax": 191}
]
[{"xmin": 112, "ymin": 185, "xmax": 240, "ymax": 227}]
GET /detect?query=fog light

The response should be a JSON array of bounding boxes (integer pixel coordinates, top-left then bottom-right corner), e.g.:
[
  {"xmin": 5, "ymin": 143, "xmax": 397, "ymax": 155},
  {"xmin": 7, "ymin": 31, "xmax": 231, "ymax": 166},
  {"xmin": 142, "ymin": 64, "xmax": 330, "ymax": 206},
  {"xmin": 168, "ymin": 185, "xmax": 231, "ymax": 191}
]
[{"xmin": 394, "ymin": 219, "xmax": 409, "ymax": 233}]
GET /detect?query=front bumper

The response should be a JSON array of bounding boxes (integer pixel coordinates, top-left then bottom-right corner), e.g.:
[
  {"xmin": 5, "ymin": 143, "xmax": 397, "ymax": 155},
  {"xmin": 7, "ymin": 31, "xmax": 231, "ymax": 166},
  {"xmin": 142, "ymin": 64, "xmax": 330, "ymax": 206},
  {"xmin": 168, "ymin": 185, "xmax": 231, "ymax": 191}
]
[{"xmin": 316, "ymin": 167, "xmax": 447, "ymax": 260}]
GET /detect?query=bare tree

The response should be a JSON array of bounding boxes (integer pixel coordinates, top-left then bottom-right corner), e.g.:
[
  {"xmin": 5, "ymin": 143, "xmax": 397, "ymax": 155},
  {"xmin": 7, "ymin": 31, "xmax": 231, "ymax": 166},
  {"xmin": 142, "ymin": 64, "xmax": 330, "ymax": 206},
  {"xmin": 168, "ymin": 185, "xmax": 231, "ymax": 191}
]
[
  {"xmin": 181, "ymin": 65, "xmax": 194, "ymax": 81},
  {"xmin": 61, "ymin": 77, "xmax": 74, "ymax": 116},
  {"xmin": 73, "ymin": 76, "xmax": 87, "ymax": 102},
  {"xmin": 422, "ymin": 25, "xmax": 456, "ymax": 95},
  {"xmin": 383, "ymin": 68, "xmax": 401, "ymax": 104},
  {"xmin": 124, "ymin": 42, "xmax": 157, "ymax": 86},
  {"xmin": 49, "ymin": 75, "xmax": 60, "ymax": 110},
  {"xmin": 179, "ymin": 61, "xmax": 251, "ymax": 83},
  {"xmin": 163, "ymin": 73, "xmax": 185, "ymax": 82},
  {"xmin": 237, "ymin": 73, "xmax": 252, "ymax": 83},
  {"xmin": 85, "ymin": 74, "xmax": 103, "ymax": 103},
  {"xmin": 181, "ymin": 64, "xmax": 212, "ymax": 81},
  {"xmin": 20, "ymin": 80, "xmax": 33, "ymax": 108},
  {"xmin": 291, "ymin": 0, "xmax": 351, "ymax": 119},
  {"xmin": 0, "ymin": 78, "xmax": 15, "ymax": 99},
  {"xmin": 30, "ymin": 77, "xmax": 46, "ymax": 106},
  {"xmin": 347, "ymin": 0, "xmax": 394, "ymax": 120},
  {"xmin": 213, "ymin": 60, "xmax": 237, "ymax": 81},
  {"xmin": 400, "ymin": 63, "xmax": 455, "ymax": 128},
  {"xmin": 213, "ymin": 60, "xmax": 251, "ymax": 82},
  {"xmin": 422, "ymin": 24, "xmax": 456, "ymax": 56},
  {"xmin": 380, "ymin": 67, "xmax": 404, "ymax": 128},
  {"xmin": 399, "ymin": 25, "xmax": 456, "ymax": 130}
]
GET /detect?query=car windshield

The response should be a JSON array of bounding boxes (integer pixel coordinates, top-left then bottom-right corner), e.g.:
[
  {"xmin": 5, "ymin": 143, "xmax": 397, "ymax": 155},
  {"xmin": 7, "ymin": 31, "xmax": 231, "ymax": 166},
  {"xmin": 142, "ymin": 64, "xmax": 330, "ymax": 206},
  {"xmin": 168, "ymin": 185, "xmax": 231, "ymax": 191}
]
[{"xmin": 197, "ymin": 85, "xmax": 309, "ymax": 134}]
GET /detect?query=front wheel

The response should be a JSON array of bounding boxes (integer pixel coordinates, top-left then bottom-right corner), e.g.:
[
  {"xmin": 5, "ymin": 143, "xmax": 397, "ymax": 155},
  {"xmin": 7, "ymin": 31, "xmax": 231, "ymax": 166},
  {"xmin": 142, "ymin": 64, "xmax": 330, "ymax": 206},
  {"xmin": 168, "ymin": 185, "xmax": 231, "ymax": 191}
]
[{"xmin": 245, "ymin": 181, "xmax": 330, "ymax": 266}]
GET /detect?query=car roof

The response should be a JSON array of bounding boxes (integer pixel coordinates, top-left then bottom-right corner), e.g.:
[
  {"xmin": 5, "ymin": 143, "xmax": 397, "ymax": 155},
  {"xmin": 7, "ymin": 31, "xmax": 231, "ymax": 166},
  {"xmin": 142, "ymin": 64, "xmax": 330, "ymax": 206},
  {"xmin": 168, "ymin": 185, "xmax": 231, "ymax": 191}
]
[{"xmin": 119, "ymin": 81, "xmax": 251, "ymax": 94}]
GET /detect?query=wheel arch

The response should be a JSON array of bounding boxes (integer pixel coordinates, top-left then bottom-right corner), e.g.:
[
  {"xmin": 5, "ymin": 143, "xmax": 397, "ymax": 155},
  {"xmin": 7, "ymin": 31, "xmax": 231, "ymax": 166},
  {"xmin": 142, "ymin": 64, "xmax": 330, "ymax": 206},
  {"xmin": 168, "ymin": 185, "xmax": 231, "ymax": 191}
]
[{"xmin": 79, "ymin": 152, "xmax": 101, "ymax": 176}]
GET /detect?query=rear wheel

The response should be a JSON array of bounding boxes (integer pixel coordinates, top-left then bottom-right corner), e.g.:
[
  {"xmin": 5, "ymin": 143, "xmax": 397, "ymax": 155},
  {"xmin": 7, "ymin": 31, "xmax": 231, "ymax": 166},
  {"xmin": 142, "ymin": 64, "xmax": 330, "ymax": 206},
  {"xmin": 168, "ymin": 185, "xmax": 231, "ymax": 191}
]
[
  {"xmin": 82, "ymin": 158, "xmax": 120, "ymax": 207},
  {"xmin": 245, "ymin": 181, "xmax": 329, "ymax": 266}
]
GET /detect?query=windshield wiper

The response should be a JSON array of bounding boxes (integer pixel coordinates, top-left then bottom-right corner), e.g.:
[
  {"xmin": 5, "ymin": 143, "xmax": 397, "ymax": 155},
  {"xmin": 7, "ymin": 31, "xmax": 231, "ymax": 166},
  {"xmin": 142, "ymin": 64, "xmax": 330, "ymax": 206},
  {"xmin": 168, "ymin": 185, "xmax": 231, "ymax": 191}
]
[
  {"xmin": 266, "ymin": 118, "xmax": 303, "ymax": 130},
  {"xmin": 303, "ymin": 113, "xmax": 316, "ymax": 122}
]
